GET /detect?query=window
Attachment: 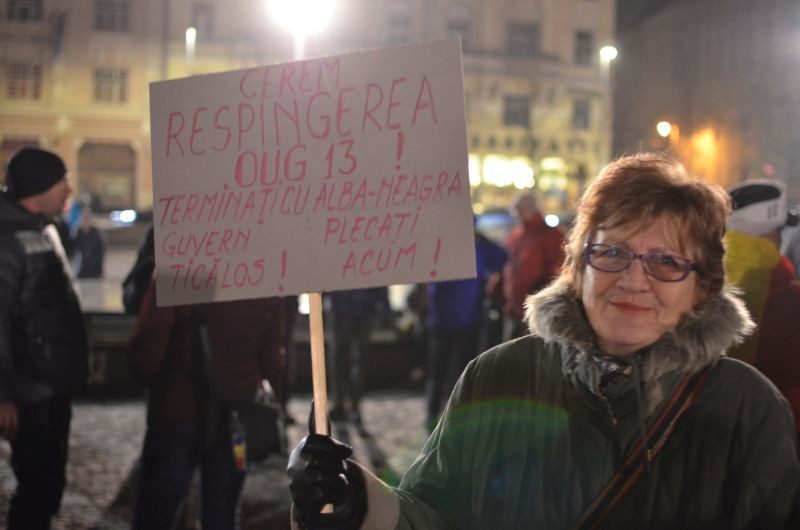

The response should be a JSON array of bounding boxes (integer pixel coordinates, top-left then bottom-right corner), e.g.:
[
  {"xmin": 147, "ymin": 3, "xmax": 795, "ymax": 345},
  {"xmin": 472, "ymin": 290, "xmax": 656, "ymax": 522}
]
[
  {"xmin": 95, "ymin": 0, "xmax": 129, "ymax": 32},
  {"xmin": 572, "ymin": 98, "xmax": 591, "ymax": 130},
  {"xmin": 7, "ymin": 0, "xmax": 42, "ymax": 21},
  {"xmin": 192, "ymin": 3, "xmax": 214, "ymax": 40},
  {"xmin": 503, "ymin": 96, "xmax": 530, "ymax": 127},
  {"xmin": 506, "ymin": 21, "xmax": 540, "ymax": 57},
  {"xmin": 7, "ymin": 63, "xmax": 41, "ymax": 100},
  {"xmin": 94, "ymin": 68, "xmax": 128, "ymax": 103},
  {"xmin": 575, "ymin": 31, "xmax": 594, "ymax": 66}
]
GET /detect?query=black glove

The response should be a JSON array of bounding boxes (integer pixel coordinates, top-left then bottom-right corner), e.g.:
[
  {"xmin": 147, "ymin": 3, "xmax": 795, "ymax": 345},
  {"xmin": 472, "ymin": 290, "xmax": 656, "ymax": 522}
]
[{"xmin": 287, "ymin": 413, "xmax": 367, "ymax": 529}]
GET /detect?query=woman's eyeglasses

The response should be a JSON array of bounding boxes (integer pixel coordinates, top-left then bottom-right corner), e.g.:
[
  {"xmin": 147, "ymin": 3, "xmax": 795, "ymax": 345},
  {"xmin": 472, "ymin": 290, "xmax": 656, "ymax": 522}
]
[{"xmin": 583, "ymin": 243, "xmax": 698, "ymax": 282}]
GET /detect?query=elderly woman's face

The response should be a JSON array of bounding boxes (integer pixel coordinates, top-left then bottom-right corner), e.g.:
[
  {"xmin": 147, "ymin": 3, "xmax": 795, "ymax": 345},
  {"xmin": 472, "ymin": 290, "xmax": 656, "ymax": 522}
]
[{"xmin": 581, "ymin": 215, "xmax": 702, "ymax": 356}]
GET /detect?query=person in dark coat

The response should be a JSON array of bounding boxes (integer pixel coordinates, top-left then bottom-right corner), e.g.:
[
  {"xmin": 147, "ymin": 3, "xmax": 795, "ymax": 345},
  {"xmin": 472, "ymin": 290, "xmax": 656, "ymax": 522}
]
[
  {"xmin": 128, "ymin": 281, "xmax": 286, "ymax": 530},
  {"xmin": 122, "ymin": 224, "xmax": 155, "ymax": 315},
  {"xmin": 70, "ymin": 209, "xmax": 106, "ymax": 278},
  {"xmin": 327, "ymin": 287, "xmax": 390, "ymax": 427},
  {"xmin": 0, "ymin": 147, "xmax": 89, "ymax": 530},
  {"xmin": 287, "ymin": 153, "xmax": 800, "ymax": 530},
  {"xmin": 425, "ymin": 228, "xmax": 507, "ymax": 429}
]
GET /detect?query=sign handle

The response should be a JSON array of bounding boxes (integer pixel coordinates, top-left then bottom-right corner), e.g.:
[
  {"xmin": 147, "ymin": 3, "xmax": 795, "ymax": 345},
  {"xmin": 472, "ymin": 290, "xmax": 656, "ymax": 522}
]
[
  {"xmin": 307, "ymin": 291, "xmax": 334, "ymax": 513},
  {"xmin": 308, "ymin": 292, "xmax": 329, "ymax": 436}
]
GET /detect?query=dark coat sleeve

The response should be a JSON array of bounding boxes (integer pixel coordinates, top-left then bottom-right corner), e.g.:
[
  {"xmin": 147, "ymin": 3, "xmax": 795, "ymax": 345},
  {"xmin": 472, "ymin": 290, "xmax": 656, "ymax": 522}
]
[
  {"xmin": 127, "ymin": 280, "xmax": 176, "ymax": 385},
  {"xmin": 0, "ymin": 237, "xmax": 24, "ymax": 402}
]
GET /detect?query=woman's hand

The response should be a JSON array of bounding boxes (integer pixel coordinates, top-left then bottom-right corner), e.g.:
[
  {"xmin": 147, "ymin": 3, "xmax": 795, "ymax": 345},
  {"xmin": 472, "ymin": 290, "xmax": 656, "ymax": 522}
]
[{"xmin": 287, "ymin": 433, "xmax": 367, "ymax": 529}]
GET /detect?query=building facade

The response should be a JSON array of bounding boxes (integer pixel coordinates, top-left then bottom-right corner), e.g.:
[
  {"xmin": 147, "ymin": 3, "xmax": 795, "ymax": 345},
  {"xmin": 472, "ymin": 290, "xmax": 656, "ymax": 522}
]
[
  {"xmin": 614, "ymin": 0, "xmax": 800, "ymax": 201},
  {"xmin": 1, "ymin": 0, "xmax": 615, "ymax": 216}
]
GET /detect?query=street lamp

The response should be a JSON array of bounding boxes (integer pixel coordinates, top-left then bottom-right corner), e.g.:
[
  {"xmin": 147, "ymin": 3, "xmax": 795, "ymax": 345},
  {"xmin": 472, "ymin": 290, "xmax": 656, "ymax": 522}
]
[
  {"xmin": 185, "ymin": 27, "xmax": 196, "ymax": 75},
  {"xmin": 656, "ymin": 120, "xmax": 681, "ymax": 159},
  {"xmin": 266, "ymin": 0, "xmax": 337, "ymax": 60},
  {"xmin": 598, "ymin": 44, "xmax": 618, "ymax": 166},
  {"xmin": 656, "ymin": 121, "xmax": 672, "ymax": 138},
  {"xmin": 599, "ymin": 45, "xmax": 618, "ymax": 66}
]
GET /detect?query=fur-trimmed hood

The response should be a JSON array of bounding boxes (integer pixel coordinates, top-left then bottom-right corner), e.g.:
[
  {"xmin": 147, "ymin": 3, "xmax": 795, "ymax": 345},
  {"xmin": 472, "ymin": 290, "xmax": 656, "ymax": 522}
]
[{"xmin": 524, "ymin": 281, "xmax": 755, "ymax": 413}]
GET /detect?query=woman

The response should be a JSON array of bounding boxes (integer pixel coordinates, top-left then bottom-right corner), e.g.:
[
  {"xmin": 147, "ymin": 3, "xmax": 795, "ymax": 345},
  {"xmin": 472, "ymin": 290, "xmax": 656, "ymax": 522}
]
[{"xmin": 288, "ymin": 154, "xmax": 800, "ymax": 529}]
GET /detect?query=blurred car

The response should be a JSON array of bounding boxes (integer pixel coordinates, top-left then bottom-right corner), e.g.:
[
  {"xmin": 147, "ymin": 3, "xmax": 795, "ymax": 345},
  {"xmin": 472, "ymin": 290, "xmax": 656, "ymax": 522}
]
[{"xmin": 475, "ymin": 208, "xmax": 516, "ymax": 243}]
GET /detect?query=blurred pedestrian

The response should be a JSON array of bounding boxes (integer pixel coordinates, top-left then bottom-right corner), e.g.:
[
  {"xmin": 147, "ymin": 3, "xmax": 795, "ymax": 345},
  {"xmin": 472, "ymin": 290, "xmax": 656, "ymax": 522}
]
[
  {"xmin": 122, "ymin": 223, "xmax": 155, "ymax": 315},
  {"xmin": 725, "ymin": 179, "xmax": 800, "ymax": 437},
  {"xmin": 70, "ymin": 209, "xmax": 106, "ymax": 278},
  {"xmin": 425, "ymin": 227, "xmax": 507, "ymax": 430},
  {"xmin": 287, "ymin": 153, "xmax": 800, "ymax": 530},
  {"xmin": 65, "ymin": 191, "xmax": 91, "ymax": 236},
  {"xmin": 327, "ymin": 287, "xmax": 390, "ymax": 427},
  {"xmin": 502, "ymin": 192, "xmax": 565, "ymax": 339},
  {"xmin": 281, "ymin": 295, "xmax": 299, "ymax": 427},
  {"xmin": 400, "ymin": 283, "xmax": 429, "ymax": 385},
  {"xmin": 0, "ymin": 147, "xmax": 89, "ymax": 530},
  {"xmin": 128, "ymin": 280, "xmax": 286, "ymax": 530}
]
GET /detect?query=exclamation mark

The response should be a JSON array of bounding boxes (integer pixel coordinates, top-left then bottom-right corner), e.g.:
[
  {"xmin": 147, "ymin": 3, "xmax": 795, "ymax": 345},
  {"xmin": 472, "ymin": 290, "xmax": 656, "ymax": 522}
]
[
  {"xmin": 429, "ymin": 238, "xmax": 441, "ymax": 278},
  {"xmin": 279, "ymin": 250, "xmax": 287, "ymax": 293},
  {"xmin": 395, "ymin": 131, "xmax": 405, "ymax": 171}
]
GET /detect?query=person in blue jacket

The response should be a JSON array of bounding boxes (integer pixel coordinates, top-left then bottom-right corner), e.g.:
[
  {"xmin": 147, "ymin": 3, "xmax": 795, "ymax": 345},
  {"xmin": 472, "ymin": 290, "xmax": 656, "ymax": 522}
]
[{"xmin": 425, "ymin": 227, "xmax": 507, "ymax": 429}]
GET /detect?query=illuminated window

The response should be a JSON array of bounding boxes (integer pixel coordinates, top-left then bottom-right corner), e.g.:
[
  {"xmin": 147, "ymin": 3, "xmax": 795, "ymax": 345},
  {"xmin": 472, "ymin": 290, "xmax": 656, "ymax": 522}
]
[
  {"xmin": 506, "ymin": 21, "xmax": 540, "ymax": 57},
  {"xmin": 7, "ymin": 63, "xmax": 41, "ymax": 100},
  {"xmin": 575, "ymin": 31, "xmax": 594, "ymax": 66},
  {"xmin": 95, "ymin": 0, "xmax": 129, "ymax": 32},
  {"xmin": 503, "ymin": 96, "xmax": 530, "ymax": 127},
  {"xmin": 94, "ymin": 68, "xmax": 128, "ymax": 103},
  {"xmin": 7, "ymin": 0, "xmax": 42, "ymax": 21}
]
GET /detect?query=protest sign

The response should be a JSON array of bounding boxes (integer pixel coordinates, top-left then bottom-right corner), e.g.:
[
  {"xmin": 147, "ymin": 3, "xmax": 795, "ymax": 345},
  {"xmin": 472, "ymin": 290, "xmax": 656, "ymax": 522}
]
[{"xmin": 149, "ymin": 39, "xmax": 475, "ymax": 306}]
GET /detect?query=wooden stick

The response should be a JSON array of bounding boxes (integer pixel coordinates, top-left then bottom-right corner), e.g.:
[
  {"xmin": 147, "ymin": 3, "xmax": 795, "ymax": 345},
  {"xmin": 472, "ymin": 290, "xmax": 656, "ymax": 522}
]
[
  {"xmin": 307, "ymin": 292, "xmax": 333, "ymax": 514},
  {"xmin": 308, "ymin": 292, "xmax": 329, "ymax": 436}
]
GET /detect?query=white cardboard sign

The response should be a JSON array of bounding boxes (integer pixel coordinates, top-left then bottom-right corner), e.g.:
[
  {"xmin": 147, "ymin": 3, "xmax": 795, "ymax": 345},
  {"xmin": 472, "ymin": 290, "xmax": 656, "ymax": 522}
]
[{"xmin": 149, "ymin": 40, "xmax": 476, "ymax": 306}]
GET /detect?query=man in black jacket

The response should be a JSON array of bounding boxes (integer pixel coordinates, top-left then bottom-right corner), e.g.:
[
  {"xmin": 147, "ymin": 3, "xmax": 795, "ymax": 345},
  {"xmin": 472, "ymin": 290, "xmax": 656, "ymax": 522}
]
[{"xmin": 0, "ymin": 147, "xmax": 89, "ymax": 530}]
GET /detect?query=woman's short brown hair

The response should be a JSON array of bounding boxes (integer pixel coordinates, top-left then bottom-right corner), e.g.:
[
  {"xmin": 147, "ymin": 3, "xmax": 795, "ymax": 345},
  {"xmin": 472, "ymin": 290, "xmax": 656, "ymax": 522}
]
[{"xmin": 560, "ymin": 153, "xmax": 730, "ymax": 297}]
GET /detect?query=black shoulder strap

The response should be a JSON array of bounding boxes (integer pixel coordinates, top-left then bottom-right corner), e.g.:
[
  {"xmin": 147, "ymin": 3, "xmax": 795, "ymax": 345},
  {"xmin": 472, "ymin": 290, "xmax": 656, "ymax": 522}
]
[{"xmin": 573, "ymin": 366, "xmax": 713, "ymax": 530}]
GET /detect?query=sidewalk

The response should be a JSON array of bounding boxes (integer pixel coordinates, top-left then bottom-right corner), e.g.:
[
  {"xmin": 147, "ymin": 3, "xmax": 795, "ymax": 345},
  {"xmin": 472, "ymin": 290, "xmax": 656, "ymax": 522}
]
[{"xmin": 0, "ymin": 392, "xmax": 428, "ymax": 529}]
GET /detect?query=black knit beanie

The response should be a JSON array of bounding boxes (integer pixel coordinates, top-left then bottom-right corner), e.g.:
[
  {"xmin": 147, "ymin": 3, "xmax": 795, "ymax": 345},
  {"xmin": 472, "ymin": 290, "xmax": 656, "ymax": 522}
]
[{"xmin": 5, "ymin": 147, "xmax": 67, "ymax": 199}]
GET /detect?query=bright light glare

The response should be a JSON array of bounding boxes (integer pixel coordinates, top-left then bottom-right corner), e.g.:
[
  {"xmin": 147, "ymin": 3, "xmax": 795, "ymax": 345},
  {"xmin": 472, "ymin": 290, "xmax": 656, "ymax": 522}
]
[
  {"xmin": 185, "ymin": 27, "xmax": 197, "ymax": 47},
  {"xmin": 510, "ymin": 159, "xmax": 535, "ymax": 190},
  {"xmin": 468, "ymin": 154, "xmax": 481, "ymax": 187},
  {"xmin": 482, "ymin": 155, "xmax": 512, "ymax": 187},
  {"xmin": 599, "ymin": 45, "xmax": 618, "ymax": 64},
  {"xmin": 656, "ymin": 121, "xmax": 672, "ymax": 138},
  {"xmin": 267, "ymin": 0, "xmax": 337, "ymax": 36},
  {"xmin": 481, "ymin": 156, "xmax": 535, "ymax": 189},
  {"xmin": 692, "ymin": 128, "xmax": 716, "ymax": 157},
  {"xmin": 119, "ymin": 210, "xmax": 137, "ymax": 223},
  {"xmin": 298, "ymin": 293, "xmax": 309, "ymax": 314},
  {"xmin": 110, "ymin": 210, "xmax": 137, "ymax": 224},
  {"xmin": 544, "ymin": 214, "xmax": 560, "ymax": 228}
]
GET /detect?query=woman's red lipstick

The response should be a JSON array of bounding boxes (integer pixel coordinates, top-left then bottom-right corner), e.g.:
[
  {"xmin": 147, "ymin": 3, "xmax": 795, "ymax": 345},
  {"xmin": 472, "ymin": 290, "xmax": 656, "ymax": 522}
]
[{"xmin": 610, "ymin": 301, "xmax": 650, "ymax": 313}]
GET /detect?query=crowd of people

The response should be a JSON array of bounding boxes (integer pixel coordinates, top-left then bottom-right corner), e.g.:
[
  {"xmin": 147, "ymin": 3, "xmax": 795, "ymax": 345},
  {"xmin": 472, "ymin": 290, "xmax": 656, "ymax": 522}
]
[{"xmin": 3, "ymin": 147, "xmax": 800, "ymax": 530}]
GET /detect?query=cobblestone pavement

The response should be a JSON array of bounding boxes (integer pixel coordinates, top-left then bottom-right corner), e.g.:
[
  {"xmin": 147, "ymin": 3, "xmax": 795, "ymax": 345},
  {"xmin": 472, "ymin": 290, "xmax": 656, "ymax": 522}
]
[{"xmin": 0, "ymin": 392, "xmax": 427, "ymax": 529}]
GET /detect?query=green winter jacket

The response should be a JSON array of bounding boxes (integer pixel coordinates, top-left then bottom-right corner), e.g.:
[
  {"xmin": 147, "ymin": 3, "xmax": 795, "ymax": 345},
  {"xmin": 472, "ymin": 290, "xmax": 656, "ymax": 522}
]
[{"xmin": 298, "ymin": 282, "xmax": 800, "ymax": 530}]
